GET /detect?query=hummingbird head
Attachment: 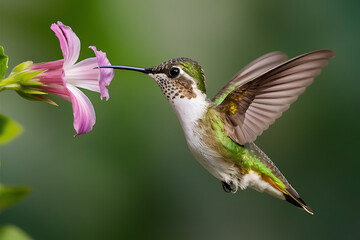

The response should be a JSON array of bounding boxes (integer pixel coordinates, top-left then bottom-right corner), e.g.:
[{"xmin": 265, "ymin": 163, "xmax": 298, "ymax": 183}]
[
  {"xmin": 100, "ymin": 58, "xmax": 206, "ymax": 102},
  {"xmin": 148, "ymin": 58, "xmax": 207, "ymax": 101}
]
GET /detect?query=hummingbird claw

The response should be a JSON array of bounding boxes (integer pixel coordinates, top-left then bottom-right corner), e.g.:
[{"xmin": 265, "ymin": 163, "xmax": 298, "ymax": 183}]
[{"xmin": 222, "ymin": 181, "xmax": 236, "ymax": 193}]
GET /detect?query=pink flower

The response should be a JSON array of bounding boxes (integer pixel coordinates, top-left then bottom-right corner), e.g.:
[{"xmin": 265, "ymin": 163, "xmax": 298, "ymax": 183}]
[{"xmin": 31, "ymin": 21, "xmax": 114, "ymax": 136}]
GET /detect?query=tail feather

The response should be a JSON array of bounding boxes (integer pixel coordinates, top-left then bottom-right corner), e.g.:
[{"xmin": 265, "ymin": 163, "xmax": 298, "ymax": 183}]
[
  {"xmin": 284, "ymin": 187, "xmax": 314, "ymax": 215},
  {"xmin": 245, "ymin": 143, "xmax": 314, "ymax": 215}
]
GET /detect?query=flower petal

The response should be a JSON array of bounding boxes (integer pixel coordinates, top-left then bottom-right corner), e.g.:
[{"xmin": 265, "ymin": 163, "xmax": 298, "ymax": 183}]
[
  {"xmin": 42, "ymin": 84, "xmax": 70, "ymax": 100},
  {"xmin": 65, "ymin": 58, "xmax": 100, "ymax": 93},
  {"xmin": 31, "ymin": 59, "xmax": 65, "ymax": 84},
  {"xmin": 31, "ymin": 59, "xmax": 69, "ymax": 99},
  {"xmin": 31, "ymin": 59, "xmax": 64, "ymax": 71},
  {"xmin": 66, "ymin": 84, "xmax": 96, "ymax": 136},
  {"xmin": 51, "ymin": 21, "xmax": 80, "ymax": 68},
  {"xmin": 89, "ymin": 46, "xmax": 114, "ymax": 100}
]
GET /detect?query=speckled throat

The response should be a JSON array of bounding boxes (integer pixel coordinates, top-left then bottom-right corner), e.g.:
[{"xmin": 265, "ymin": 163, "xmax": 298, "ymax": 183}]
[
  {"xmin": 149, "ymin": 72, "xmax": 197, "ymax": 101},
  {"xmin": 148, "ymin": 57, "xmax": 206, "ymax": 99}
]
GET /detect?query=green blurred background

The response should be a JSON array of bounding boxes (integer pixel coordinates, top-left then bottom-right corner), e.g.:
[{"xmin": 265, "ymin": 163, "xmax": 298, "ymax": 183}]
[{"xmin": 0, "ymin": 0, "xmax": 359, "ymax": 239}]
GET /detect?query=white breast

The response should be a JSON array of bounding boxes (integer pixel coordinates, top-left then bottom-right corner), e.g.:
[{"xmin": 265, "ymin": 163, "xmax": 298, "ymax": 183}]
[{"xmin": 169, "ymin": 89, "xmax": 239, "ymax": 183}]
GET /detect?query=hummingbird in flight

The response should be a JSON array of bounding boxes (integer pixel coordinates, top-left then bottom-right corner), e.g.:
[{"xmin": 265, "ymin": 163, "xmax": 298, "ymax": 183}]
[{"xmin": 101, "ymin": 49, "xmax": 335, "ymax": 215}]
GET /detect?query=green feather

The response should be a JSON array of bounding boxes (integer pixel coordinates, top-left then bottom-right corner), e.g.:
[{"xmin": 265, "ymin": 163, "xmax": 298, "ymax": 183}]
[
  {"xmin": 180, "ymin": 61, "xmax": 206, "ymax": 93},
  {"xmin": 213, "ymin": 85, "xmax": 236, "ymax": 105},
  {"xmin": 207, "ymin": 109, "xmax": 286, "ymax": 189}
]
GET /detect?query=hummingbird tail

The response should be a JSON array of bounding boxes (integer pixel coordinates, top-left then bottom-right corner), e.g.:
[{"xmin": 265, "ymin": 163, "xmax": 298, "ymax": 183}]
[
  {"xmin": 284, "ymin": 187, "xmax": 314, "ymax": 215},
  {"xmin": 244, "ymin": 143, "xmax": 314, "ymax": 215}
]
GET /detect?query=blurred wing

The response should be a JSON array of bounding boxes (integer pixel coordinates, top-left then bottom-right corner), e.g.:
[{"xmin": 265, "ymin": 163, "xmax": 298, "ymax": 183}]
[
  {"xmin": 213, "ymin": 51, "xmax": 288, "ymax": 105},
  {"xmin": 215, "ymin": 49, "xmax": 335, "ymax": 145}
]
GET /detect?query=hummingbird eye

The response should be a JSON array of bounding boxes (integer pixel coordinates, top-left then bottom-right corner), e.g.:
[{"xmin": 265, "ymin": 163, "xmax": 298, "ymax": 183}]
[{"xmin": 169, "ymin": 67, "xmax": 180, "ymax": 78}]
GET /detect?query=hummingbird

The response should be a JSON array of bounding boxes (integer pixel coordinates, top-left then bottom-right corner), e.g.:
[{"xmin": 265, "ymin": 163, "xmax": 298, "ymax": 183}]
[{"xmin": 101, "ymin": 49, "xmax": 335, "ymax": 215}]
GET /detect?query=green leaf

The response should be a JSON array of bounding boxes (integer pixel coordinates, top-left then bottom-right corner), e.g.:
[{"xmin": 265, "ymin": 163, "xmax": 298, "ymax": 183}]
[
  {"xmin": 2, "ymin": 83, "xmax": 21, "ymax": 91},
  {"xmin": 16, "ymin": 91, "xmax": 58, "ymax": 106},
  {"xmin": 0, "ymin": 46, "xmax": 9, "ymax": 80},
  {"xmin": 21, "ymin": 88, "xmax": 47, "ymax": 95},
  {"xmin": 10, "ymin": 61, "xmax": 33, "ymax": 75},
  {"xmin": 0, "ymin": 225, "xmax": 33, "ymax": 240},
  {"xmin": 0, "ymin": 184, "xmax": 31, "ymax": 211},
  {"xmin": 20, "ymin": 80, "xmax": 43, "ymax": 87},
  {"xmin": 12, "ymin": 70, "xmax": 43, "ymax": 83},
  {"xmin": 0, "ymin": 115, "xmax": 23, "ymax": 145}
]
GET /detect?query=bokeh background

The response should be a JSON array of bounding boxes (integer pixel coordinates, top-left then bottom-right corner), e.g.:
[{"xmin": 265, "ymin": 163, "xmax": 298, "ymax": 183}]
[{"xmin": 0, "ymin": 0, "xmax": 359, "ymax": 239}]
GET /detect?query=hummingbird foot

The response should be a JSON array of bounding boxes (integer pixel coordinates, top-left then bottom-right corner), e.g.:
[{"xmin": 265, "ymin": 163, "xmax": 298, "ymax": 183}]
[{"xmin": 221, "ymin": 181, "xmax": 237, "ymax": 193}]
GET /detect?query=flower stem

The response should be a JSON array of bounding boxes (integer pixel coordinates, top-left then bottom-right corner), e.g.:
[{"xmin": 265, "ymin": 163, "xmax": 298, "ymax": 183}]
[{"xmin": 0, "ymin": 76, "xmax": 20, "ymax": 91}]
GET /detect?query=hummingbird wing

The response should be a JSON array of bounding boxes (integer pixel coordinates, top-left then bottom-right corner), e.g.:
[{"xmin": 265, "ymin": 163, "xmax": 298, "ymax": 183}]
[
  {"xmin": 214, "ymin": 49, "xmax": 335, "ymax": 145},
  {"xmin": 213, "ymin": 51, "xmax": 288, "ymax": 105}
]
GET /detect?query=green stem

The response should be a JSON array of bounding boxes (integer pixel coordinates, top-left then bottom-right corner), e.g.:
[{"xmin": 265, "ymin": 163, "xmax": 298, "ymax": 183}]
[{"xmin": 0, "ymin": 76, "xmax": 20, "ymax": 91}]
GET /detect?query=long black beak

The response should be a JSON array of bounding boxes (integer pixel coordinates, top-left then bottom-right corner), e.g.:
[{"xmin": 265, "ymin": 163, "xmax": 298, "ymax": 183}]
[{"xmin": 99, "ymin": 65, "xmax": 152, "ymax": 74}]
